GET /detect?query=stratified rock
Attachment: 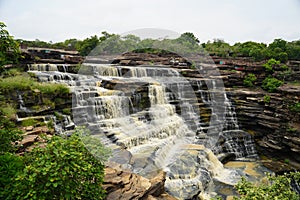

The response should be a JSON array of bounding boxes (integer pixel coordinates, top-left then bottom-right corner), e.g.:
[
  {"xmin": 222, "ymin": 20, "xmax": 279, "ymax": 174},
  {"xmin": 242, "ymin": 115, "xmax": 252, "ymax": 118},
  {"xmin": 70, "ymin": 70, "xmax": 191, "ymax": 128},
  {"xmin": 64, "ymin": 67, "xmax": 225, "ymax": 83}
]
[
  {"xmin": 19, "ymin": 135, "xmax": 39, "ymax": 148},
  {"xmin": 103, "ymin": 167, "xmax": 176, "ymax": 200}
]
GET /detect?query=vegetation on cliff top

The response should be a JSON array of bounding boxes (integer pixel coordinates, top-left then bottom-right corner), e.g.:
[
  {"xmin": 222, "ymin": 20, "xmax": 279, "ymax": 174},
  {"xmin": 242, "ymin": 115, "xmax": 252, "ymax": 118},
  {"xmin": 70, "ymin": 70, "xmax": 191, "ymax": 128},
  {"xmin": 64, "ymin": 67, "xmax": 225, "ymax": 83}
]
[
  {"xmin": 0, "ymin": 22, "xmax": 20, "ymax": 70},
  {"xmin": 16, "ymin": 27, "xmax": 300, "ymax": 61}
]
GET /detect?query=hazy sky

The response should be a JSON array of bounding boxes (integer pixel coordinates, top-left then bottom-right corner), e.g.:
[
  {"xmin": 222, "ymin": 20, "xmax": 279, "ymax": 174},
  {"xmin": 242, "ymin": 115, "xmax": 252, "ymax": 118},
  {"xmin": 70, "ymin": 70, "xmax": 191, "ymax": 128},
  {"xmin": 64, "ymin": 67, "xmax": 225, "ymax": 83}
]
[{"xmin": 0, "ymin": 0, "xmax": 300, "ymax": 44}]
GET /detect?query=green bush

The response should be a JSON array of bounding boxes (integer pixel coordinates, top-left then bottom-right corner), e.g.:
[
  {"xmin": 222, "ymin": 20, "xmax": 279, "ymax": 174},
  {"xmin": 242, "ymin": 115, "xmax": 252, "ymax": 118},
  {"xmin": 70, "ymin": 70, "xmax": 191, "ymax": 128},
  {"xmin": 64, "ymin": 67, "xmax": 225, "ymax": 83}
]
[
  {"xmin": 264, "ymin": 95, "xmax": 271, "ymax": 104},
  {"xmin": 263, "ymin": 58, "xmax": 280, "ymax": 72},
  {"xmin": 1, "ymin": 104, "xmax": 16, "ymax": 119},
  {"xmin": 7, "ymin": 128, "xmax": 110, "ymax": 200},
  {"xmin": 0, "ymin": 153, "xmax": 24, "ymax": 199},
  {"xmin": 0, "ymin": 111, "xmax": 23, "ymax": 154},
  {"xmin": 262, "ymin": 77, "xmax": 283, "ymax": 92},
  {"xmin": 289, "ymin": 102, "xmax": 300, "ymax": 112},
  {"xmin": 280, "ymin": 64, "xmax": 289, "ymax": 70},
  {"xmin": 243, "ymin": 73, "xmax": 257, "ymax": 87},
  {"xmin": 234, "ymin": 172, "xmax": 300, "ymax": 200}
]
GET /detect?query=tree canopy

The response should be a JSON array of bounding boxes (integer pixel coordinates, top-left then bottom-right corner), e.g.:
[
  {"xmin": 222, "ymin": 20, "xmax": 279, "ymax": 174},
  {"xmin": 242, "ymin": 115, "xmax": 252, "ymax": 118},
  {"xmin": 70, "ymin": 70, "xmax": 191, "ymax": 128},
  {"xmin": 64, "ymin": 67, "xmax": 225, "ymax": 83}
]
[{"xmin": 0, "ymin": 22, "xmax": 20, "ymax": 69}]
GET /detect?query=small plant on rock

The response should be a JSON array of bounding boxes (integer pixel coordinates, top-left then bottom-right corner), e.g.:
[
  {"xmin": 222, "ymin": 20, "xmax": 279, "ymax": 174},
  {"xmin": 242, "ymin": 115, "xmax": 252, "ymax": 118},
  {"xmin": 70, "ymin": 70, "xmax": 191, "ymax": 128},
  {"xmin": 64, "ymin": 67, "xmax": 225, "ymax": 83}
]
[
  {"xmin": 263, "ymin": 58, "xmax": 280, "ymax": 72},
  {"xmin": 243, "ymin": 73, "xmax": 257, "ymax": 87},
  {"xmin": 264, "ymin": 95, "xmax": 271, "ymax": 104},
  {"xmin": 262, "ymin": 77, "xmax": 283, "ymax": 92}
]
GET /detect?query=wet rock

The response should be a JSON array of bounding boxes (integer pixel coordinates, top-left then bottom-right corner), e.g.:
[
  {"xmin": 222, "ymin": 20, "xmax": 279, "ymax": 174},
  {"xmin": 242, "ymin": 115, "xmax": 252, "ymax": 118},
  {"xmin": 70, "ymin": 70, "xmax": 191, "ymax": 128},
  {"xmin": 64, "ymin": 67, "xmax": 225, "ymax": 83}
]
[{"xmin": 217, "ymin": 153, "xmax": 236, "ymax": 164}]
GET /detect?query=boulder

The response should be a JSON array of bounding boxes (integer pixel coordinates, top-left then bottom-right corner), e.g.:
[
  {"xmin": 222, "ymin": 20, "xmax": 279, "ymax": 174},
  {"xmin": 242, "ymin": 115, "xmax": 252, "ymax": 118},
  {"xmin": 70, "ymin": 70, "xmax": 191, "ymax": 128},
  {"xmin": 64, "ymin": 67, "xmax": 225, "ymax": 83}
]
[{"xmin": 103, "ymin": 167, "xmax": 176, "ymax": 200}]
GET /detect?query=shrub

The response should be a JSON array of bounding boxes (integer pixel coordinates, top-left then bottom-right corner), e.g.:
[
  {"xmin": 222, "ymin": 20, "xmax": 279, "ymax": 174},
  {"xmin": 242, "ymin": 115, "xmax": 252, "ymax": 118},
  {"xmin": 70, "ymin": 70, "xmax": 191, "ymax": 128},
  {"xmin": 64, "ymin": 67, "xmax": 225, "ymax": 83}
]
[
  {"xmin": 263, "ymin": 58, "xmax": 280, "ymax": 72},
  {"xmin": 243, "ymin": 73, "xmax": 257, "ymax": 87},
  {"xmin": 8, "ymin": 128, "xmax": 110, "ymax": 200},
  {"xmin": 0, "ymin": 153, "xmax": 24, "ymax": 199},
  {"xmin": 264, "ymin": 95, "xmax": 271, "ymax": 104},
  {"xmin": 280, "ymin": 64, "xmax": 289, "ymax": 70},
  {"xmin": 0, "ymin": 111, "xmax": 23, "ymax": 154},
  {"xmin": 1, "ymin": 104, "xmax": 16, "ymax": 119},
  {"xmin": 234, "ymin": 172, "xmax": 300, "ymax": 200},
  {"xmin": 262, "ymin": 77, "xmax": 283, "ymax": 92},
  {"xmin": 289, "ymin": 102, "xmax": 300, "ymax": 112}
]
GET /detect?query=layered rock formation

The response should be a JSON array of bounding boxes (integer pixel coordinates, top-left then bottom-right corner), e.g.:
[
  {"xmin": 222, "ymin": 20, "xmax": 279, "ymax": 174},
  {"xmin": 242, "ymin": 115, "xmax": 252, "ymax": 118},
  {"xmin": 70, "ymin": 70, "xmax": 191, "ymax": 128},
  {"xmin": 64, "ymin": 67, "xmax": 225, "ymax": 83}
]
[
  {"xmin": 103, "ymin": 166, "xmax": 177, "ymax": 200},
  {"xmin": 7, "ymin": 50, "xmax": 300, "ymax": 199}
]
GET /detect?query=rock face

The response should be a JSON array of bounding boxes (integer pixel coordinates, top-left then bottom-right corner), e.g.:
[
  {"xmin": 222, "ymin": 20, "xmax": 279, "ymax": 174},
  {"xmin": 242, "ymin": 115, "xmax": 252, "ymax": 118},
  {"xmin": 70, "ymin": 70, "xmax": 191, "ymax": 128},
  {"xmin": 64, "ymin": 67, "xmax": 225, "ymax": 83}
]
[
  {"xmin": 111, "ymin": 53, "xmax": 300, "ymax": 171},
  {"xmin": 103, "ymin": 166, "xmax": 177, "ymax": 200},
  {"xmin": 211, "ymin": 57, "xmax": 300, "ymax": 170},
  {"xmin": 10, "ymin": 50, "xmax": 300, "ymax": 199},
  {"xmin": 230, "ymin": 87, "xmax": 300, "ymax": 167}
]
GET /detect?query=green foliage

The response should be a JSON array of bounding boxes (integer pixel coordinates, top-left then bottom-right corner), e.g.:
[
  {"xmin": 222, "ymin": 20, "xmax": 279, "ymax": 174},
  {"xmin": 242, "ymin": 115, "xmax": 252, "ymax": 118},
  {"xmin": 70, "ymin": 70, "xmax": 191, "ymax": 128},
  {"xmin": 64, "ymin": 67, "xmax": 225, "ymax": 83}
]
[
  {"xmin": 77, "ymin": 35, "xmax": 100, "ymax": 56},
  {"xmin": 177, "ymin": 32, "xmax": 200, "ymax": 44},
  {"xmin": 233, "ymin": 41, "xmax": 268, "ymax": 60},
  {"xmin": 0, "ymin": 22, "xmax": 20, "ymax": 70},
  {"xmin": 263, "ymin": 58, "xmax": 280, "ymax": 72},
  {"xmin": 281, "ymin": 64, "xmax": 289, "ymax": 70},
  {"xmin": 7, "ymin": 128, "xmax": 110, "ymax": 200},
  {"xmin": 0, "ymin": 110, "xmax": 23, "ymax": 154},
  {"xmin": 1, "ymin": 68, "xmax": 22, "ymax": 77},
  {"xmin": 62, "ymin": 108, "xmax": 71, "ymax": 115},
  {"xmin": 262, "ymin": 77, "xmax": 283, "ymax": 92},
  {"xmin": 234, "ymin": 172, "xmax": 300, "ymax": 200},
  {"xmin": 289, "ymin": 102, "xmax": 300, "ymax": 113},
  {"xmin": 20, "ymin": 118, "xmax": 39, "ymax": 127},
  {"xmin": 0, "ymin": 153, "xmax": 24, "ymax": 199},
  {"xmin": 243, "ymin": 73, "xmax": 257, "ymax": 87},
  {"xmin": 286, "ymin": 41, "xmax": 300, "ymax": 60},
  {"xmin": 0, "ymin": 75, "xmax": 69, "ymax": 95},
  {"xmin": 1, "ymin": 104, "xmax": 16, "ymax": 119},
  {"xmin": 264, "ymin": 95, "xmax": 271, "ymax": 104},
  {"xmin": 205, "ymin": 39, "xmax": 232, "ymax": 57},
  {"xmin": 277, "ymin": 68, "xmax": 292, "ymax": 81}
]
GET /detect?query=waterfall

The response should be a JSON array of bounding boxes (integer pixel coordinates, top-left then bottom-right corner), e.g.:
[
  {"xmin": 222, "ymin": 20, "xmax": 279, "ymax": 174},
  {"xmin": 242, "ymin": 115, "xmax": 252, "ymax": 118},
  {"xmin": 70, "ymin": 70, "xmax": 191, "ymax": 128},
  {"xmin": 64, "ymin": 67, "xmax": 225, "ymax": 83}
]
[{"xmin": 30, "ymin": 63, "xmax": 258, "ymax": 199}]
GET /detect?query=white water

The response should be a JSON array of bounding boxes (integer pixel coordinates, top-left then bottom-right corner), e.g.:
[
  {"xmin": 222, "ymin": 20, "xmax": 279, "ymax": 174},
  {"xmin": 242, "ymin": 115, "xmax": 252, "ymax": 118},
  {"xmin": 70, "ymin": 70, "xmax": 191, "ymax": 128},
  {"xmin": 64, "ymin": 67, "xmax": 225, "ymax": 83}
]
[{"xmin": 29, "ymin": 63, "xmax": 257, "ymax": 199}]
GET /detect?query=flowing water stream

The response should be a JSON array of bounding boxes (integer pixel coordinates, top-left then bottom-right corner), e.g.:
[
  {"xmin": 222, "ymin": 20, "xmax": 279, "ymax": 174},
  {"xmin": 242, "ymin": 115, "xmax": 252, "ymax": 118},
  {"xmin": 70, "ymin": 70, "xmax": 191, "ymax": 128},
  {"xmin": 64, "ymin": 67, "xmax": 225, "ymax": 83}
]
[{"xmin": 28, "ymin": 63, "xmax": 264, "ymax": 199}]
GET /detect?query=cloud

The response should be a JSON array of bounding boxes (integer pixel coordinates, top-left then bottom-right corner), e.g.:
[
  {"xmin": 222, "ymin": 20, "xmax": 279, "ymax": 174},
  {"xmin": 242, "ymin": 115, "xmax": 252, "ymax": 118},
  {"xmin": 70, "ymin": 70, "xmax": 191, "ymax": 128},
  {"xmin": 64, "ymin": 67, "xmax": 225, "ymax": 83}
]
[{"xmin": 0, "ymin": 0, "xmax": 299, "ymax": 43}]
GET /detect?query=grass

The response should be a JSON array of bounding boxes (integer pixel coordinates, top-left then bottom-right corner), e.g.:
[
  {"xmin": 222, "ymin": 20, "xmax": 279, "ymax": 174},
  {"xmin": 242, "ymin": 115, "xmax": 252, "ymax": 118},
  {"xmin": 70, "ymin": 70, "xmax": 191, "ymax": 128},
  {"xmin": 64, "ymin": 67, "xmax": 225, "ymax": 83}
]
[
  {"xmin": 21, "ymin": 118, "xmax": 39, "ymax": 127},
  {"xmin": 0, "ymin": 104, "xmax": 16, "ymax": 119},
  {"xmin": 0, "ymin": 74, "xmax": 70, "ymax": 96}
]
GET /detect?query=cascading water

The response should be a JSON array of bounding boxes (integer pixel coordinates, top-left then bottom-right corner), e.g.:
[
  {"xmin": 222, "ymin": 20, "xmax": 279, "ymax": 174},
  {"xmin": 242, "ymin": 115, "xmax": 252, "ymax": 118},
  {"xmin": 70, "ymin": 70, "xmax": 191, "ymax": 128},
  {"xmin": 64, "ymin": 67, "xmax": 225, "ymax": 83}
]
[{"xmin": 29, "ymin": 62, "xmax": 258, "ymax": 199}]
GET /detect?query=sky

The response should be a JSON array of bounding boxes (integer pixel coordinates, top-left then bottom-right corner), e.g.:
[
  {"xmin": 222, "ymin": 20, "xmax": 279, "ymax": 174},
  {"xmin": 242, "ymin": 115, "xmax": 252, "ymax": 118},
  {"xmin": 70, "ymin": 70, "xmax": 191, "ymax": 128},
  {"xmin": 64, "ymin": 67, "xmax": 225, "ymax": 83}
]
[{"xmin": 0, "ymin": 0, "xmax": 300, "ymax": 44}]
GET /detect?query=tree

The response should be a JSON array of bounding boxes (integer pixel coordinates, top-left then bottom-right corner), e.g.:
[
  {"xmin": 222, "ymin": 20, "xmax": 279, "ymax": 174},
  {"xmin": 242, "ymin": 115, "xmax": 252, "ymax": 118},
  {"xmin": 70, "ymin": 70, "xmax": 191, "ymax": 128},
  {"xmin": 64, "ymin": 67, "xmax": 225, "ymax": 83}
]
[
  {"xmin": 0, "ymin": 22, "xmax": 20, "ymax": 69},
  {"xmin": 76, "ymin": 35, "xmax": 99, "ymax": 56},
  {"xmin": 206, "ymin": 39, "xmax": 232, "ymax": 57},
  {"xmin": 268, "ymin": 39, "xmax": 289, "ymax": 63},
  {"xmin": 7, "ymin": 128, "xmax": 110, "ymax": 200},
  {"xmin": 269, "ymin": 38, "xmax": 287, "ymax": 52},
  {"xmin": 233, "ymin": 41, "xmax": 268, "ymax": 60},
  {"xmin": 286, "ymin": 41, "xmax": 300, "ymax": 60},
  {"xmin": 177, "ymin": 32, "xmax": 200, "ymax": 45}
]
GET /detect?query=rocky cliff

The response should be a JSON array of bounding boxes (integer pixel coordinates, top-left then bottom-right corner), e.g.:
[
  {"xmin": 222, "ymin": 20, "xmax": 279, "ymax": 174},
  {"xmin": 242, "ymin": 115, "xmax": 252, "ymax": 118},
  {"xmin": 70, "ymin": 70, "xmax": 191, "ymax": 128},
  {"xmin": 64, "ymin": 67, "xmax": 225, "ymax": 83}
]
[
  {"xmin": 5, "ymin": 51, "xmax": 300, "ymax": 199},
  {"xmin": 111, "ymin": 53, "xmax": 300, "ymax": 172}
]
